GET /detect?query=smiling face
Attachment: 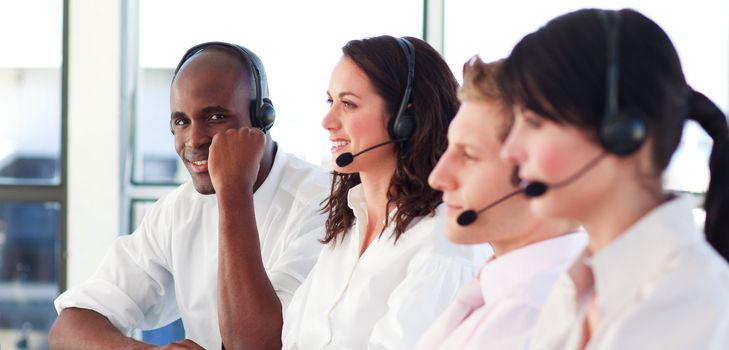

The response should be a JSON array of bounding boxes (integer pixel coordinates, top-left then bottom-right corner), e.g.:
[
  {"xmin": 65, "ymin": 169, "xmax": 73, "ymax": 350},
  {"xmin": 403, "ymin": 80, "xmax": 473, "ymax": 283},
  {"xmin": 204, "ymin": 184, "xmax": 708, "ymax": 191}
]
[
  {"xmin": 429, "ymin": 100, "xmax": 533, "ymax": 246},
  {"xmin": 322, "ymin": 57, "xmax": 396, "ymax": 175},
  {"xmin": 170, "ymin": 48, "xmax": 252, "ymax": 194}
]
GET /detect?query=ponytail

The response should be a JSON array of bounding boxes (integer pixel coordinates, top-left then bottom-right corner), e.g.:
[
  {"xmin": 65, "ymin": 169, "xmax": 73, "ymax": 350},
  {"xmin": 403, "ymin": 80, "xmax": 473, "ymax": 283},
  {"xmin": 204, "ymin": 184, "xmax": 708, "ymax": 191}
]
[{"xmin": 687, "ymin": 89, "xmax": 729, "ymax": 261}]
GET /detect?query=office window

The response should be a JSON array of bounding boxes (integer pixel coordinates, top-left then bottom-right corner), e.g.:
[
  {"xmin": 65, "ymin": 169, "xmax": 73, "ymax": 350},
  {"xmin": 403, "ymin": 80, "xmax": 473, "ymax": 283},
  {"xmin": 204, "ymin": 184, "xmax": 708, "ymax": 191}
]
[
  {"xmin": 124, "ymin": 0, "xmax": 424, "ymax": 341},
  {"xmin": 0, "ymin": 3, "xmax": 63, "ymax": 185},
  {"xmin": 0, "ymin": 202, "xmax": 60, "ymax": 348},
  {"xmin": 0, "ymin": 0, "xmax": 65, "ymax": 348},
  {"xmin": 443, "ymin": 0, "xmax": 728, "ymax": 194}
]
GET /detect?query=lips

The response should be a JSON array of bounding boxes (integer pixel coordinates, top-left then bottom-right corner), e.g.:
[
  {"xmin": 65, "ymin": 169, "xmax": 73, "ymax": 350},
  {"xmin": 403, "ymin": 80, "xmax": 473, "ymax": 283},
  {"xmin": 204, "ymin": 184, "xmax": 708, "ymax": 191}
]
[
  {"xmin": 186, "ymin": 157, "xmax": 209, "ymax": 173},
  {"xmin": 330, "ymin": 138, "xmax": 350, "ymax": 153},
  {"xmin": 442, "ymin": 201, "xmax": 463, "ymax": 216}
]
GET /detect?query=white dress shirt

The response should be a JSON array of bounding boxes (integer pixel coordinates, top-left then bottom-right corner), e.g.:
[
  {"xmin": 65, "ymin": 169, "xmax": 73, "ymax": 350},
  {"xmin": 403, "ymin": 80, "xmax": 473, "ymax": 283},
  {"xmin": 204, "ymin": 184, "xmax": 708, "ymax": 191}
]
[
  {"xmin": 417, "ymin": 232, "xmax": 587, "ymax": 350},
  {"xmin": 55, "ymin": 151, "xmax": 330, "ymax": 349},
  {"xmin": 530, "ymin": 195, "xmax": 729, "ymax": 350},
  {"xmin": 282, "ymin": 184, "xmax": 491, "ymax": 350}
]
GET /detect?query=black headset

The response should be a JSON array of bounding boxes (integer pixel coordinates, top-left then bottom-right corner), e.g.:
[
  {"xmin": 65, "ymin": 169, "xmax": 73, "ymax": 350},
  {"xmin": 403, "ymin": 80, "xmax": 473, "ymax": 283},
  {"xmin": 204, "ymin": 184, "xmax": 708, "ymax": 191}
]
[
  {"xmin": 389, "ymin": 37, "xmax": 416, "ymax": 142},
  {"xmin": 598, "ymin": 11, "xmax": 647, "ymax": 156},
  {"xmin": 173, "ymin": 41, "xmax": 276, "ymax": 133}
]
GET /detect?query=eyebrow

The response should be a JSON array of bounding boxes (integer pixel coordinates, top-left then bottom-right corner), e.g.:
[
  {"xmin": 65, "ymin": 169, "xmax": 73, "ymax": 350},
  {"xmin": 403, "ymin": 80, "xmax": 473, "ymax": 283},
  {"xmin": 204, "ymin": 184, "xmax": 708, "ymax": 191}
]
[
  {"xmin": 201, "ymin": 105, "xmax": 232, "ymax": 114},
  {"xmin": 456, "ymin": 142, "xmax": 474, "ymax": 151},
  {"xmin": 450, "ymin": 137, "xmax": 486, "ymax": 152},
  {"xmin": 337, "ymin": 91, "xmax": 360, "ymax": 99},
  {"xmin": 170, "ymin": 105, "xmax": 232, "ymax": 119}
]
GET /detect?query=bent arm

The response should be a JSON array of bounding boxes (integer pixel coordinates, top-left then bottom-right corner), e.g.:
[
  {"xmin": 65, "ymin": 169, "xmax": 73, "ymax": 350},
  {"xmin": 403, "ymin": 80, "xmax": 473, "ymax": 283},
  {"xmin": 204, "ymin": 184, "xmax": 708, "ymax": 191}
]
[
  {"xmin": 217, "ymin": 193, "xmax": 283, "ymax": 350},
  {"xmin": 49, "ymin": 308, "xmax": 150, "ymax": 350}
]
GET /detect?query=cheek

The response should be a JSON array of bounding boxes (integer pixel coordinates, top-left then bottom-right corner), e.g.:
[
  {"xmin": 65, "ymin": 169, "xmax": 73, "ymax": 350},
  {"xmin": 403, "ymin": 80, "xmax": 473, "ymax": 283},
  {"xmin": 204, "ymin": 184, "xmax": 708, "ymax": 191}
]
[
  {"xmin": 468, "ymin": 163, "xmax": 514, "ymax": 204},
  {"xmin": 174, "ymin": 134, "xmax": 185, "ymax": 153},
  {"xmin": 533, "ymin": 142, "xmax": 573, "ymax": 180},
  {"xmin": 348, "ymin": 115, "xmax": 388, "ymax": 139}
]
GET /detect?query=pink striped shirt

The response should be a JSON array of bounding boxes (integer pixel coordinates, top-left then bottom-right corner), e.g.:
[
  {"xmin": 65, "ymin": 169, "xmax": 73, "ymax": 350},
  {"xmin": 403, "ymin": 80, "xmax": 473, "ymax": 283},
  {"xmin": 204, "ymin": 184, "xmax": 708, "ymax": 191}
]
[{"xmin": 417, "ymin": 232, "xmax": 586, "ymax": 350}]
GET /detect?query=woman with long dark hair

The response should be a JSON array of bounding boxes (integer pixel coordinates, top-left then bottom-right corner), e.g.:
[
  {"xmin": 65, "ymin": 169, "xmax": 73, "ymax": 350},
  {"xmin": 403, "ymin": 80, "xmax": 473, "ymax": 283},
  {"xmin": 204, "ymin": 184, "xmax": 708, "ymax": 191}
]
[
  {"xmin": 500, "ymin": 8, "xmax": 729, "ymax": 349},
  {"xmin": 282, "ymin": 35, "xmax": 487, "ymax": 349}
]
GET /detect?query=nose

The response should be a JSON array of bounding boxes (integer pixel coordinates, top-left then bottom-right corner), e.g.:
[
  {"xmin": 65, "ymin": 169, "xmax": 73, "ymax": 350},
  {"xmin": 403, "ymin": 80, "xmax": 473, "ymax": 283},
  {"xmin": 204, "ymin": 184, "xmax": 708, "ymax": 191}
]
[
  {"xmin": 428, "ymin": 151, "xmax": 457, "ymax": 192},
  {"xmin": 500, "ymin": 129, "xmax": 525, "ymax": 165},
  {"xmin": 185, "ymin": 121, "xmax": 212, "ymax": 149},
  {"xmin": 321, "ymin": 104, "xmax": 340, "ymax": 132}
]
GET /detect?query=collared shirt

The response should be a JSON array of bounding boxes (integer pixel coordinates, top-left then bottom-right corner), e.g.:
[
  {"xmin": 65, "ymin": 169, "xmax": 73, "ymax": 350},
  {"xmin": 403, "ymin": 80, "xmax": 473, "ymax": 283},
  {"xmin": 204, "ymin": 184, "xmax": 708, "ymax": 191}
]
[
  {"xmin": 54, "ymin": 151, "xmax": 330, "ymax": 349},
  {"xmin": 416, "ymin": 232, "xmax": 587, "ymax": 350},
  {"xmin": 282, "ymin": 184, "xmax": 491, "ymax": 350},
  {"xmin": 530, "ymin": 195, "xmax": 729, "ymax": 350}
]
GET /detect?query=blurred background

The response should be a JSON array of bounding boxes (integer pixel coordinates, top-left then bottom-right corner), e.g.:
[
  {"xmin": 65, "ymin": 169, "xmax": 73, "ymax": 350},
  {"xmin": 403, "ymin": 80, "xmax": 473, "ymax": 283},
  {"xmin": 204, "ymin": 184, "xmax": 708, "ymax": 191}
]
[{"xmin": 1, "ymin": 0, "xmax": 726, "ymax": 348}]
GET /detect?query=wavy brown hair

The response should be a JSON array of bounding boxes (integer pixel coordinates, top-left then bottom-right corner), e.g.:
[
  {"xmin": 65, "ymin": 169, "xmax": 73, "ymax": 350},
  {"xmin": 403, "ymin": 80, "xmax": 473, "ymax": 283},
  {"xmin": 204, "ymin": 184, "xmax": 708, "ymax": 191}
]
[{"xmin": 320, "ymin": 35, "xmax": 460, "ymax": 244}]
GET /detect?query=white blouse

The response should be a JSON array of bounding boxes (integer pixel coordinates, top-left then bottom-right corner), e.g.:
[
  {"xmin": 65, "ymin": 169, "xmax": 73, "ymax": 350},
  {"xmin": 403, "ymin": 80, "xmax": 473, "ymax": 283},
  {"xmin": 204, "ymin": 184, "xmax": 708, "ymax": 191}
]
[
  {"xmin": 530, "ymin": 195, "xmax": 729, "ymax": 350},
  {"xmin": 282, "ymin": 184, "xmax": 490, "ymax": 350},
  {"xmin": 55, "ymin": 151, "xmax": 330, "ymax": 349}
]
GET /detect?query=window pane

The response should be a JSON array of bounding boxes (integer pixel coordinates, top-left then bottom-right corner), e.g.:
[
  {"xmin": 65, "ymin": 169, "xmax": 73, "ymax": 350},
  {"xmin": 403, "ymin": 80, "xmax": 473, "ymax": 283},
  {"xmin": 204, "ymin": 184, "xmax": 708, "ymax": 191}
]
[
  {"xmin": 444, "ymin": 0, "xmax": 728, "ymax": 193},
  {"xmin": 132, "ymin": 0, "xmax": 424, "ymax": 184},
  {"xmin": 134, "ymin": 69, "xmax": 186, "ymax": 184},
  {"xmin": 130, "ymin": 199, "xmax": 156, "ymax": 232},
  {"xmin": 0, "ymin": 1, "xmax": 63, "ymax": 185},
  {"xmin": 0, "ymin": 201, "xmax": 60, "ymax": 349}
]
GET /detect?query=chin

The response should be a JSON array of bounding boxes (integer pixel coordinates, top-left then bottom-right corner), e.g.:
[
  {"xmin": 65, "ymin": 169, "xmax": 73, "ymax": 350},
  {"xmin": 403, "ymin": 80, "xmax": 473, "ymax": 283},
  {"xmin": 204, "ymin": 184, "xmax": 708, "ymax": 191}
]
[
  {"xmin": 332, "ymin": 161, "xmax": 357, "ymax": 174},
  {"xmin": 444, "ymin": 223, "xmax": 484, "ymax": 245},
  {"xmin": 191, "ymin": 178, "xmax": 215, "ymax": 195},
  {"xmin": 529, "ymin": 195, "xmax": 572, "ymax": 221}
]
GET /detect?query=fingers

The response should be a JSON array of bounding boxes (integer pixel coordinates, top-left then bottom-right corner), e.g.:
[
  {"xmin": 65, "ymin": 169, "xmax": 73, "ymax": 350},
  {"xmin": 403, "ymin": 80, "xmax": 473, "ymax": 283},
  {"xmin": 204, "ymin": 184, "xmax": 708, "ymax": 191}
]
[
  {"xmin": 157, "ymin": 338, "xmax": 205, "ymax": 349},
  {"xmin": 207, "ymin": 127, "xmax": 266, "ymax": 194},
  {"xmin": 210, "ymin": 127, "xmax": 265, "ymax": 149}
]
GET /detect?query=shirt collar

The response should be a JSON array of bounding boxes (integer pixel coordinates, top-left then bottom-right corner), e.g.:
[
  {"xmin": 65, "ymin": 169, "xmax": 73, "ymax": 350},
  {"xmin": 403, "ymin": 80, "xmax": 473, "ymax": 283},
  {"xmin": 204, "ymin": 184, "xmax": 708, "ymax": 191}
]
[
  {"xmin": 576, "ymin": 195, "xmax": 702, "ymax": 318},
  {"xmin": 346, "ymin": 183, "xmax": 398, "ymax": 225},
  {"xmin": 346, "ymin": 183, "xmax": 367, "ymax": 222},
  {"xmin": 480, "ymin": 231, "xmax": 587, "ymax": 302},
  {"xmin": 252, "ymin": 148, "xmax": 287, "ymax": 225}
]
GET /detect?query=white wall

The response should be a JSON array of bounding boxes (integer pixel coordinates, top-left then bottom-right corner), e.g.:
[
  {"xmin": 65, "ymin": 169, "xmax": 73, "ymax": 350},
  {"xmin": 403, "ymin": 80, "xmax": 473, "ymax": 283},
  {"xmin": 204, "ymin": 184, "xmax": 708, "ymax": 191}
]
[{"xmin": 66, "ymin": 0, "xmax": 122, "ymax": 288}]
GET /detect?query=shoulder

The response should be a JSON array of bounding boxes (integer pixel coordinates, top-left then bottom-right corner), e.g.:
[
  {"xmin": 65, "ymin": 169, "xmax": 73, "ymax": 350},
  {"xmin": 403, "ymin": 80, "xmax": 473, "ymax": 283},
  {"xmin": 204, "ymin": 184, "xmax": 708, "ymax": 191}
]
[
  {"xmin": 134, "ymin": 182, "xmax": 217, "ymax": 234},
  {"xmin": 276, "ymin": 152, "xmax": 331, "ymax": 203},
  {"xmin": 602, "ymin": 244, "xmax": 729, "ymax": 348},
  {"xmin": 658, "ymin": 240, "xmax": 729, "ymax": 299},
  {"xmin": 628, "ymin": 240, "xmax": 729, "ymax": 329},
  {"xmin": 400, "ymin": 204, "xmax": 490, "ymax": 268},
  {"xmin": 155, "ymin": 181, "xmax": 201, "ymax": 206},
  {"xmin": 151, "ymin": 181, "xmax": 214, "ymax": 214}
]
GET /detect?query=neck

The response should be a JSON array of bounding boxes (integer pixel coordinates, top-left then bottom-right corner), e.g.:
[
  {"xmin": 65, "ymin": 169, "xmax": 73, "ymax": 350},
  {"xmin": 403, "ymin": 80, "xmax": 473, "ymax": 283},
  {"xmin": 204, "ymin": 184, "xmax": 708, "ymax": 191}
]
[
  {"xmin": 359, "ymin": 165, "xmax": 396, "ymax": 225},
  {"xmin": 491, "ymin": 219, "xmax": 579, "ymax": 257},
  {"xmin": 252, "ymin": 137, "xmax": 277, "ymax": 192},
  {"xmin": 581, "ymin": 180, "xmax": 662, "ymax": 253}
]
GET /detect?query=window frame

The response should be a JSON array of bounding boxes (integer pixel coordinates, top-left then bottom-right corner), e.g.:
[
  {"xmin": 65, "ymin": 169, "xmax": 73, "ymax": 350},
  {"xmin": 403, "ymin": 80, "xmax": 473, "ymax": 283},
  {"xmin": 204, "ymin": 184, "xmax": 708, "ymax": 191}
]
[{"xmin": 0, "ymin": 0, "xmax": 68, "ymax": 292}]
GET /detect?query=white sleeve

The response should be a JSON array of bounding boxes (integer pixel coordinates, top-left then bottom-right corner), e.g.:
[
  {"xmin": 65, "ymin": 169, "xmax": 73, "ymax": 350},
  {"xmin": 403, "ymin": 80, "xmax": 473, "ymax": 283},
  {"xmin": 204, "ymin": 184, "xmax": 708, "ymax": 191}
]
[
  {"xmin": 266, "ymin": 194, "xmax": 326, "ymax": 312},
  {"xmin": 54, "ymin": 198, "xmax": 178, "ymax": 334},
  {"xmin": 367, "ymin": 253, "xmax": 479, "ymax": 350}
]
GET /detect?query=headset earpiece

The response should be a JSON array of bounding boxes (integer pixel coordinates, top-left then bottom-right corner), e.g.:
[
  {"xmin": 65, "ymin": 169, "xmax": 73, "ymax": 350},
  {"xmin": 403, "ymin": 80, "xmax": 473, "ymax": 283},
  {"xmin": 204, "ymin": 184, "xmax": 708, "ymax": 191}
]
[
  {"xmin": 389, "ymin": 38, "xmax": 416, "ymax": 142},
  {"xmin": 254, "ymin": 97, "xmax": 276, "ymax": 132},
  {"xmin": 599, "ymin": 110, "xmax": 646, "ymax": 156},
  {"xmin": 174, "ymin": 41, "xmax": 276, "ymax": 133},
  {"xmin": 598, "ymin": 11, "xmax": 647, "ymax": 156},
  {"xmin": 390, "ymin": 111, "xmax": 415, "ymax": 141}
]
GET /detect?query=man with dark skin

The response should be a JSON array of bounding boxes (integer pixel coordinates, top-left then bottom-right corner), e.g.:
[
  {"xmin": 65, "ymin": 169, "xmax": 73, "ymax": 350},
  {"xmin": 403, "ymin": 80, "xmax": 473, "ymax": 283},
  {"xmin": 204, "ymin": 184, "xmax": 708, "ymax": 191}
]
[{"xmin": 49, "ymin": 44, "xmax": 328, "ymax": 350}]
